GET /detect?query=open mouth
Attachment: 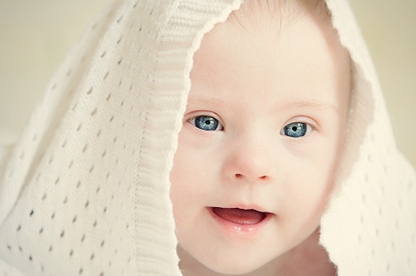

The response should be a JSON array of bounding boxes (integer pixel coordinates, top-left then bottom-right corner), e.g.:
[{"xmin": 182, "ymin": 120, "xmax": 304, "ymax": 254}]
[{"xmin": 210, "ymin": 207, "xmax": 268, "ymax": 225}]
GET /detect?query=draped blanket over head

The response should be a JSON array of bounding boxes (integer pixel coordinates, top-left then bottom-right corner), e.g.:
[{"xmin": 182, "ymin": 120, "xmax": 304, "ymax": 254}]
[{"xmin": 0, "ymin": 0, "xmax": 415, "ymax": 275}]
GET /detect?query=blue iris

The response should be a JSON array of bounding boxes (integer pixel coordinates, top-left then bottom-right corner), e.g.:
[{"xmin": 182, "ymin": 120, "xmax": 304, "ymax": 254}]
[
  {"xmin": 283, "ymin": 122, "xmax": 307, "ymax": 138},
  {"xmin": 194, "ymin": 116, "xmax": 221, "ymax": 131}
]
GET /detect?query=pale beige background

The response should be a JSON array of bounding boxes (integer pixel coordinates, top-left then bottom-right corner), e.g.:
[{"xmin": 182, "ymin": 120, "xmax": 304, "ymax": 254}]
[{"xmin": 0, "ymin": 0, "xmax": 415, "ymax": 166}]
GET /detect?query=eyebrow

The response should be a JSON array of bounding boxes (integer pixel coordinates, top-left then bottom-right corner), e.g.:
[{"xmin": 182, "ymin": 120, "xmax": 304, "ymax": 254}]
[
  {"xmin": 186, "ymin": 96, "xmax": 340, "ymax": 114},
  {"xmin": 186, "ymin": 96, "xmax": 231, "ymax": 110},
  {"xmin": 283, "ymin": 100, "xmax": 340, "ymax": 114}
]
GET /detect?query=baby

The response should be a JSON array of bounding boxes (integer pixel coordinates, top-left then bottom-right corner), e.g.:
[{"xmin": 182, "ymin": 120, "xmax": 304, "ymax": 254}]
[
  {"xmin": 1, "ymin": 0, "xmax": 416, "ymax": 275},
  {"xmin": 170, "ymin": 0, "xmax": 350, "ymax": 275}
]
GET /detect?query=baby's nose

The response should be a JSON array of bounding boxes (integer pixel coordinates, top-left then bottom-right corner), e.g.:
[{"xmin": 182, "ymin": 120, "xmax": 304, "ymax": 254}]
[
  {"xmin": 233, "ymin": 158, "xmax": 270, "ymax": 182},
  {"xmin": 224, "ymin": 139, "xmax": 275, "ymax": 183}
]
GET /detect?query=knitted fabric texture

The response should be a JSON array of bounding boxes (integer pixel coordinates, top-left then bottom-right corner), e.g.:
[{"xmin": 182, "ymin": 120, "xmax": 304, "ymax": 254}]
[{"xmin": 0, "ymin": 0, "xmax": 415, "ymax": 275}]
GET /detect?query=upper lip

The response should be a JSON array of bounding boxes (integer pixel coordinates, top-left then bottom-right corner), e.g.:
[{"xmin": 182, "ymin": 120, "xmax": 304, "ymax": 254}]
[{"xmin": 210, "ymin": 204, "xmax": 270, "ymax": 214}]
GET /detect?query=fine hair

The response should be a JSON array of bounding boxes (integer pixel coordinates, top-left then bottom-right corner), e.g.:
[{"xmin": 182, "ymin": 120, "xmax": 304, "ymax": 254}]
[{"xmin": 228, "ymin": 0, "xmax": 332, "ymax": 32}]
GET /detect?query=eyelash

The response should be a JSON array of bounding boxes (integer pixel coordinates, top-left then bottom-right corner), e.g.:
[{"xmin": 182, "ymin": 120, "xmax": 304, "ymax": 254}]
[
  {"xmin": 280, "ymin": 121, "xmax": 314, "ymax": 138},
  {"xmin": 187, "ymin": 114, "xmax": 316, "ymax": 138},
  {"xmin": 188, "ymin": 115, "xmax": 224, "ymax": 131}
]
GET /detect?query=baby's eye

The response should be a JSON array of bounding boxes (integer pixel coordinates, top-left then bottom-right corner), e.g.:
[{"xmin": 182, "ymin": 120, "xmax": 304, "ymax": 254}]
[
  {"xmin": 281, "ymin": 122, "xmax": 312, "ymax": 138},
  {"xmin": 190, "ymin": 115, "xmax": 223, "ymax": 131}
]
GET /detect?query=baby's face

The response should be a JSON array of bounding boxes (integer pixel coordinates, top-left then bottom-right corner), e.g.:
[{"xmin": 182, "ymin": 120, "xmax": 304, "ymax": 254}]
[{"xmin": 170, "ymin": 6, "xmax": 350, "ymax": 275}]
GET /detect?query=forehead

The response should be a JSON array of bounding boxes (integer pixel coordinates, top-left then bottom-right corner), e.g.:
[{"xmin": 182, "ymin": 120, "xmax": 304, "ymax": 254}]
[{"xmin": 189, "ymin": 5, "xmax": 350, "ymax": 112}]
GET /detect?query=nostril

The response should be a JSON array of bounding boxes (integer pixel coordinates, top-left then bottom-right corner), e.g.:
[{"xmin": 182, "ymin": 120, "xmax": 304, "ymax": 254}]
[
  {"xmin": 234, "ymin": 174, "xmax": 268, "ymax": 181},
  {"xmin": 235, "ymin": 173, "xmax": 243, "ymax": 179}
]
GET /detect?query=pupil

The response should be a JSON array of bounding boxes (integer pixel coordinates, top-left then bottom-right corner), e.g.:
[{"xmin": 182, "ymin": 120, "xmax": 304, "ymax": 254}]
[{"xmin": 292, "ymin": 126, "xmax": 298, "ymax": 131}]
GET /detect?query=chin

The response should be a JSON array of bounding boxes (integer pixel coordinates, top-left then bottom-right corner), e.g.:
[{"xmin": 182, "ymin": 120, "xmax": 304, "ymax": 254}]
[
  {"xmin": 206, "ymin": 263, "xmax": 259, "ymax": 275},
  {"xmin": 196, "ymin": 251, "xmax": 274, "ymax": 275}
]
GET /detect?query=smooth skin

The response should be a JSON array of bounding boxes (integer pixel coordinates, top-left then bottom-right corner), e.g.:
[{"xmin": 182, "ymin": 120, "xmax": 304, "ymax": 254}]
[{"xmin": 170, "ymin": 2, "xmax": 350, "ymax": 275}]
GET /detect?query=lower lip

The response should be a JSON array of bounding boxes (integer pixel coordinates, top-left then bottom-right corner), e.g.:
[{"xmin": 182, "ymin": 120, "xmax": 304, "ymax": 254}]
[{"xmin": 207, "ymin": 207, "xmax": 272, "ymax": 235}]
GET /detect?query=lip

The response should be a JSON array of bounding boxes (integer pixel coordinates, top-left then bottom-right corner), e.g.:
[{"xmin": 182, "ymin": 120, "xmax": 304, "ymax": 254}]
[{"xmin": 207, "ymin": 206, "xmax": 273, "ymax": 235}]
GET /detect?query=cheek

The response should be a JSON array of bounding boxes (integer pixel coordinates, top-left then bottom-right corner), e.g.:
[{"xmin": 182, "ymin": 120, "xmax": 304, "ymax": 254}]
[
  {"xmin": 170, "ymin": 127, "xmax": 222, "ymax": 195},
  {"xmin": 278, "ymin": 167, "xmax": 333, "ymax": 238},
  {"xmin": 170, "ymin": 147, "xmax": 195, "ymax": 213},
  {"xmin": 169, "ymin": 140, "xmax": 218, "ymax": 249},
  {"xmin": 279, "ymin": 131, "xmax": 342, "ymax": 226},
  {"xmin": 169, "ymin": 132, "xmax": 213, "ymax": 223},
  {"xmin": 169, "ymin": 152, "xmax": 198, "ymax": 238}
]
